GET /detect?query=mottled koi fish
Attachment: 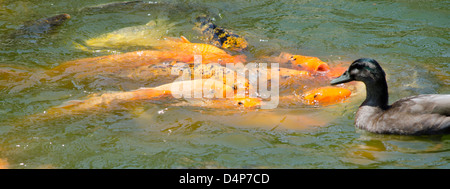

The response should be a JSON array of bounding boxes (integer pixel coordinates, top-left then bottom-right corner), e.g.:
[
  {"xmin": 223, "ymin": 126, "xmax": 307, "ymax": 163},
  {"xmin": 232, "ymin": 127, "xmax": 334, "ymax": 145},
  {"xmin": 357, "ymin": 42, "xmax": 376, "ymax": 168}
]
[{"xmin": 194, "ymin": 15, "xmax": 248, "ymax": 51}]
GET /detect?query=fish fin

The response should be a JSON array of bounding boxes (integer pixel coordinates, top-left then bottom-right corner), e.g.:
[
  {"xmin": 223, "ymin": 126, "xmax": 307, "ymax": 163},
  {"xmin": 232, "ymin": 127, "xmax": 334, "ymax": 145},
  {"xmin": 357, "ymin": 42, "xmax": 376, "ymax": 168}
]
[
  {"xmin": 145, "ymin": 20, "xmax": 157, "ymax": 27},
  {"xmin": 73, "ymin": 41, "xmax": 90, "ymax": 51},
  {"xmin": 180, "ymin": 36, "xmax": 190, "ymax": 43},
  {"xmin": 57, "ymin": 100, "xmax": 85, "ymax": 108}
]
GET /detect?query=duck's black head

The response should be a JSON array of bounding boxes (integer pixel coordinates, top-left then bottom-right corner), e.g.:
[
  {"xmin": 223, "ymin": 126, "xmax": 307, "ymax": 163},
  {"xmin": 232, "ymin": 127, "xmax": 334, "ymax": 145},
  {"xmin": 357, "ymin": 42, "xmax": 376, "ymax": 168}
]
[
  {"xmin": 331, "ymin": 58, "xmax": 386, "ymax": 85},
  {"xmin": 331, "ymin": 58, "xmax": 389, "ymax": 109}
]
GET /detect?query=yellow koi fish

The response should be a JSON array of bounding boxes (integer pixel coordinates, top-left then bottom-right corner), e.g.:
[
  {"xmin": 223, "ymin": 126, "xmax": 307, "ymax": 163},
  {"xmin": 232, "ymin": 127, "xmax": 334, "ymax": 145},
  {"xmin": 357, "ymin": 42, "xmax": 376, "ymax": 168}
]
[{"xmin": 82, "ymin": 19, "xmax": 174, "ymax": 50}]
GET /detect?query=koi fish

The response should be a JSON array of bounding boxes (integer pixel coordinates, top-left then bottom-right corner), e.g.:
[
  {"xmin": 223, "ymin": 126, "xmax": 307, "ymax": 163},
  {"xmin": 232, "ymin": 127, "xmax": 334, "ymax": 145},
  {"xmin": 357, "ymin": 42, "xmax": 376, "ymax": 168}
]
[
  {"xmin": 41, "ymin": 79, "xmax": 261, "ymax": 117},
  {"xmin": 301, "ymin": 86, "xmax": 351, "ymax": 106},
  {"xmin": 82, "ymin": 19, "xmax": 174, "ymax": 50},
  {"xmin": 288, "ymin": 54, "xmax": 330, "ymax": 73},
  {"xmin": 3, "ymin": 56, "xmax": 249, "ymax": 95},
  {"xmin": 12, "ymin": 13, "xmax": 71, "ymax": 38},
  {"xmin": 194, "ymin": 15, "xmax": 248, "ymax": 51},
  {"xmin": 52, "ymin": 38, "xmax": 244, "ymax": 75},
  {"xmin": 0, "ymin": 65, "xmax": 45, "ymax": 94},
  {"xmin": 159, "ymin": 36, "xmax": 246, "ymax": 63},
  {"xmin": 46, "ymin": 50, "xmax": 165, "ymax": 81},
  {"xmin": 276, "ymin": 52, "xmax": 353, "ymax": 79},
  {"xmin": 278, "ymin": 68, "xmax": 311, "ymax": 79}
]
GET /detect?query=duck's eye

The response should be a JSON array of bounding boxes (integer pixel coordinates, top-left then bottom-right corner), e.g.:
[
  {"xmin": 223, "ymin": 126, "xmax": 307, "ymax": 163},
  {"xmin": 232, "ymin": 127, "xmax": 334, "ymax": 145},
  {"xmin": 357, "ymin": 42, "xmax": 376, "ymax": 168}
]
[{"xmin": 238, "ymin": 101, "xmax": 244, "ymax": 106}]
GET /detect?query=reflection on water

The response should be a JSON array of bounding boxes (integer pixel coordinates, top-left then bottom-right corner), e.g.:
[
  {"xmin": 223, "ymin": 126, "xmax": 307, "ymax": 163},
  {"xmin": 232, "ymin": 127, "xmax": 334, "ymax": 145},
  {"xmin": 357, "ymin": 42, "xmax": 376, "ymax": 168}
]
[
  {"xmin": 0, "ymin": 0, "xmax": 449, "ymax": 169},
  {"xmin": 343, "ymin": 132, "xmax": 449, "ymax": 168}
]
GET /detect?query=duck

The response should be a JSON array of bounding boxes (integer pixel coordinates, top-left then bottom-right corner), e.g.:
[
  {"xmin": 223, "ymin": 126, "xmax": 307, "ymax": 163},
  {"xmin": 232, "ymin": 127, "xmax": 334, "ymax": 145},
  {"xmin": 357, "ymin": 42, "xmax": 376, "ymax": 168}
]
[{"xmin": 330, "ymin": 58, "xmax": 450, "ymax": 135}]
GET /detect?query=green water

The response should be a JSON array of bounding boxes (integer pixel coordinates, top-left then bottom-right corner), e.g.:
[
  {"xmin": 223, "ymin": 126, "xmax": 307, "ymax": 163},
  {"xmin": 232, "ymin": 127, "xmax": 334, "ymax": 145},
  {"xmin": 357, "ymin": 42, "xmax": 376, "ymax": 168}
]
[{"xmin": 0, "ymin": 0, "xmax": 449, "ymax": 168}]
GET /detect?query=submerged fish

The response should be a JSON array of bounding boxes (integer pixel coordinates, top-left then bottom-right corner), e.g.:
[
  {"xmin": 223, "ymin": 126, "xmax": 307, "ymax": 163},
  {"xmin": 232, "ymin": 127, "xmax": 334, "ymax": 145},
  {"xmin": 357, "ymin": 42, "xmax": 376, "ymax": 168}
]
[
  {"xmin": 82, "ymin": 19, "xmax": 175, "ymax": 50},
  {"xmin": 2, "ymin": 42, "xmax": 247, "ymax": 94},
  {"xmin": 194, "ymin": 15, "xmax": 248, "ymax": 51},
  {"xmin": 12, "ymin": 13, "xmax": 71, "ymax": 38},
  {"xmin": 79, "ymin": 0, "xmax": 144, "ymax": 12},
  {"xmin": 301, "ymin": 86, "xmax": 352, "ymax": 106}
]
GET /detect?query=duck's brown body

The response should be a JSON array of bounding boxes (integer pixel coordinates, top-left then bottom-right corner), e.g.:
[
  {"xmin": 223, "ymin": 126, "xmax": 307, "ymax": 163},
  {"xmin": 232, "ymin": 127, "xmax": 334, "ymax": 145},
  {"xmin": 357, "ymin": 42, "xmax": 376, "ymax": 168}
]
[{"xmin": 356, "ymin": 95, "xmax": 450, "ymax": 135}]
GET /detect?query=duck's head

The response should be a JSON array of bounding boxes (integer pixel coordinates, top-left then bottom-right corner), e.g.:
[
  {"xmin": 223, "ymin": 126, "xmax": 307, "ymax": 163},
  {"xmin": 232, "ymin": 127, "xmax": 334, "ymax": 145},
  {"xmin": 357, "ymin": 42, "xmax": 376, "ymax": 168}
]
[{"xmin": 330, "ymin": 58, "xmax": 386, "ymax": 85}]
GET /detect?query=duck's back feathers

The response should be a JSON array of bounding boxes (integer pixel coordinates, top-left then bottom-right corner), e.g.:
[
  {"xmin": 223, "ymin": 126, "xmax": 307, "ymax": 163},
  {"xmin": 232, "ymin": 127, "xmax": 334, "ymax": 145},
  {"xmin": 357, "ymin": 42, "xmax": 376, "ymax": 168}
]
[
  {"xmin": 356, "ymin": 94, "xmax": 450, "ymax": 135},
  {"xmin": 390, "ymin": 94, "xmax": 450, "ymax": 116}
]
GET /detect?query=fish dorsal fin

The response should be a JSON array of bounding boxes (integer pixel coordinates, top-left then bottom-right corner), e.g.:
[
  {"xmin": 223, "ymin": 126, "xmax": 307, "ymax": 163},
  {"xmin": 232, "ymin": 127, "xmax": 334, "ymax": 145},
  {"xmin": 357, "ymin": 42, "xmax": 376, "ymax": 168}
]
[
  {"xmin": 58, "ymin": 100, "xmax": 84, "ymax": 108},
  {"xmin": 180, "ymin": 36, "xmax": 190, "ymax": 43}
]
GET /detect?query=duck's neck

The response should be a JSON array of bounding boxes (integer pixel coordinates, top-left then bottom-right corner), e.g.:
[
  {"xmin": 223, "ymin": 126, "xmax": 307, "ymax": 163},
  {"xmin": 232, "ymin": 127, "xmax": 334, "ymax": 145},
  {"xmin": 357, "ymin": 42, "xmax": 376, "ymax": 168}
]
[{"xmin": 362, "ymin": 78, "xmax": 389, "ymax": 110}]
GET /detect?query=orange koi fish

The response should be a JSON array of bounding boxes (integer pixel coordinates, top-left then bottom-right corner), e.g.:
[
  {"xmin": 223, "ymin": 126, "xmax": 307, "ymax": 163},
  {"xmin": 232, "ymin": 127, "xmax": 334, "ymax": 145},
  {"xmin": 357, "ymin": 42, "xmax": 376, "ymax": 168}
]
[
  {"xmin": 276, "ymin": 52, "xmax": 353, "ymax": 79},
  {"xmin": 279, "ymin": 68, "xmax": 311, "ymax": 79},
  {"xmin": 53, "ymin": 36, "xmax": 243, "ymax": 74},
  {"xmin": 48, "ymin": 51, "xmax": 163, "ymax": 76},
  {"xmin": 301, "ymin": 86, "xmax": 351, "ymax": 106},
  {"xmin": 49, "ymin": 40, "xmax": 243, "ymax": 78},
  {"xmin": 277, "ymin": 52, "xmax": 330, "ymax": 72},
  {"xmin": 288, "ymin": 55, "xmax": 330, "ymax": 73},
  {"xmin": 159, "ymin": 36, "xmax": 246, "ymax": 64}
]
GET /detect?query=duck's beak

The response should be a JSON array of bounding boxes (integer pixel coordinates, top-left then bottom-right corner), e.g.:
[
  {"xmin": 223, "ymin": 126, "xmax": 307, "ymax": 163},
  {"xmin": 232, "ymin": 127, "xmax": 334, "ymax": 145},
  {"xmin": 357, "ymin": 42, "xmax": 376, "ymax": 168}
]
[{"xmin": 330, "ymin": 70, "xmax": 353, "ymax": 85}]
